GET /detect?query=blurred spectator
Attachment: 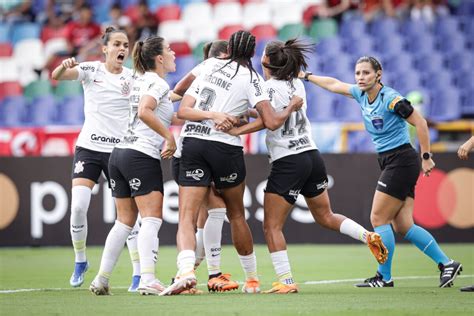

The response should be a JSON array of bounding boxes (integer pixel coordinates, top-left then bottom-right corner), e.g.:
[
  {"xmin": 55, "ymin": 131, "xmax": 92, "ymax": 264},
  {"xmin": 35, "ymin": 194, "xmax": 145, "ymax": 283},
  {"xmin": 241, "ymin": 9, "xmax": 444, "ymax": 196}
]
[
  {"xmin": 410, "ymin": 0, "xmax": 449, "ymax": 23},
  {"xmin": 361, "ymin": 0, "xmax": 397, "ymax": 21},
  {"xmin": 102, "ymin": 3, "xmax": 131, "ymax": 30},
  {"xmin": 0, "ymin": 0, "xmax": 35, "ymax": 23},
  {"xmin": 41, "ymin": 10, "xmax": 67, "ymax": 42},
  {"xmin": 312, "ymin": 0, "xmax": 358, "ymax": 24},
  {"xmin": 133, "ymin": 0, "xmax": 158, "ymax": 41},
  {"xmin": 63, "ymin": 4, "xmax": 101, "ymax": 58}
]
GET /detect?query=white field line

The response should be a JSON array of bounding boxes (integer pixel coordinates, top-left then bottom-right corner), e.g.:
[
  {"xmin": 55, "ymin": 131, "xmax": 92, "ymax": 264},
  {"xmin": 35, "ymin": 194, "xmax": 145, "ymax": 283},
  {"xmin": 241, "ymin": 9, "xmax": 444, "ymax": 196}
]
[{"xmin": 1, "ymin": 275, "xmax": 472, "ymax": 294}]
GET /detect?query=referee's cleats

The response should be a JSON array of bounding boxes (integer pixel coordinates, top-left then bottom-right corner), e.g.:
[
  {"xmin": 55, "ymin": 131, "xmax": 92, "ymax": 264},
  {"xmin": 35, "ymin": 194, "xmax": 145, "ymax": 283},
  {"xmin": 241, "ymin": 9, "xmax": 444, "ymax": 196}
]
[
  {"xmin": 366, "ymin": 232, "xmax": 388, "ymax": 264},
  {"xmin": 355, "ymin": 272, "xmax": 394, "ymax": 288},
  {"xmin": 438, "ymin": 260, "xmax": 462, "ymax": 288},
  {"xmin": 69, "ymin": 261, "xmax": 89, "ymax": 287}
]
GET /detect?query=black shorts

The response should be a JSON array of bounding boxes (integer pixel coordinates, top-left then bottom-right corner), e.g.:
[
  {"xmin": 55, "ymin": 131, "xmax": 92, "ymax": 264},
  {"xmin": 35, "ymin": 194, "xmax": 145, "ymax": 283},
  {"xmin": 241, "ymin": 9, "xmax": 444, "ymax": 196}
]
[
  {"xmin": 376, "ymin": 143, "xmax": 421, "ymax": 201},
  {"xmin": 72, "ymin": 146, "xmax": 110, "ymax": 184},
  {"xmin": 178, "ymin": 137, "xmax": 246, "ymax": 189},
  {"xmin": 171, "ymin": 157, "xmax": 180, "ymax": 184},
  {"xmin": 108, "ymin": 148, "xmax": 164, "ymax": 198},
  {"xmin": 265, "ymin": 150, "xmax": 328, "ymax": 205}
]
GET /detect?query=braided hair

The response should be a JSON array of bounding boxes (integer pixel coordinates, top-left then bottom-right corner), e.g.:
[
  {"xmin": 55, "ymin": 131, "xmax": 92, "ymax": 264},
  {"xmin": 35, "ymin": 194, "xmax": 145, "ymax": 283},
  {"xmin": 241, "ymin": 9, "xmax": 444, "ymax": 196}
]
[{"xmin": 217, "ymin": 30, "xmax": 257, "ymax": 81}]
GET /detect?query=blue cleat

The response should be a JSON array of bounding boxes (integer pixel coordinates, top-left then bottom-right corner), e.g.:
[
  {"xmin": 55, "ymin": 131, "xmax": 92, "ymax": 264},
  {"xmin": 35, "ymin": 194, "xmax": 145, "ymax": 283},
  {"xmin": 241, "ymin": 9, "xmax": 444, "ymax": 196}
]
[
  {"xmin": 128, "ymin": 275, "xmax": 141, "ymax": 292},
  {"xmin": 70, "ymin": 261, "xmax": 89, "ymax": 287}
]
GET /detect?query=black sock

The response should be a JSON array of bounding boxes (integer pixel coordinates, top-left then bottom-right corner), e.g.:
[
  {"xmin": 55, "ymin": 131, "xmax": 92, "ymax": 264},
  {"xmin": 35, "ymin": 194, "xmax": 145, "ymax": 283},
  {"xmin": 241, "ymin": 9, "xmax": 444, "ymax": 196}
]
[{"xmin": 208, "ymin": 272, "xmax": 222, "ymax": 280}]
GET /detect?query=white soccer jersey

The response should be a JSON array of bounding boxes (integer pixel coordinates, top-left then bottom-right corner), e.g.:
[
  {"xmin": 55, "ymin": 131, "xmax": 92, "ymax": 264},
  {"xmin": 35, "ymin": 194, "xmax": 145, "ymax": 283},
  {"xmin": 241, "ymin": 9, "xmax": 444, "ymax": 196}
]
[
  {"xmin": 181, "ymin": 57, "xmax": 269, "ymax": 147},
  {"xmin": 74, "ymin": 61, "xmax": 133, "ymax": 153},
  {"xmin": 117, "ymin": 72, "xmax": 174, "ymax": 160},
  {"xmin": 265, "ymin": 78, "xmax": 317, "ymax": 163}
]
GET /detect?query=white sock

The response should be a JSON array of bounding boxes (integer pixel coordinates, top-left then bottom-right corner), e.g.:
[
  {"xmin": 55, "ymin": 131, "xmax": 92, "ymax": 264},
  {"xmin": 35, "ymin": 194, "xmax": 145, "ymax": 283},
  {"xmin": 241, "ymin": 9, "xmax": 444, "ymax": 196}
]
[
  {"xmin": 177, "ymin": 250, "xmax": 195, "ymax": 277},
  {"xmin": 204, "ymin": 208, "xmax": 226, "ymax": 276},
  {"xmin": 339, "ymin": 218, "xmax": 368, "ymax": 243},
  {"xmin": 138, "ymin": 217, "xmax": 162, "ymax": 284},
  {"xmin": 195, "ymin": 228, "xmax": 205, "ymax": 268},
  {"xmin": 70, "ymin": 186, "xmax": 91, "ymax": 263},
  {"xmin": 270, "ymin": 250, "xmax": 295, "ymax": 285},
  {"xmin": 97, "ymin": 220, "xmax": 132, "ymax": 285},
  {"xmin": 126, "ymin": 220, "xmax": 140, "ymax": 276},
  {"xmin": 238, "ymin": 252, "xmax": 258, "ymax": 280}
]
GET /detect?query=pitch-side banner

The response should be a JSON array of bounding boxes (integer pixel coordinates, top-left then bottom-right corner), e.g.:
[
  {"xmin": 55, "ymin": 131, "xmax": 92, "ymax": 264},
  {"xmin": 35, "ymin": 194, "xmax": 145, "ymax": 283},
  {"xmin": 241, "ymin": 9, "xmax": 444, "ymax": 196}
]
[{"xmin": 0, "ymin": 154, "xmax": 472, "ymax": 246}]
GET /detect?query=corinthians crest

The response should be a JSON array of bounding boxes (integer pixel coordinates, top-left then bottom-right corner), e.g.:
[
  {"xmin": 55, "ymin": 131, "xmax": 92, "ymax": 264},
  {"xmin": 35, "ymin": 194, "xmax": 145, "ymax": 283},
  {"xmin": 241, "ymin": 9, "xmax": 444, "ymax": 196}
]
[{"xmin": 121, "ymin": 81, "xmax": 131, "ymax": 96}]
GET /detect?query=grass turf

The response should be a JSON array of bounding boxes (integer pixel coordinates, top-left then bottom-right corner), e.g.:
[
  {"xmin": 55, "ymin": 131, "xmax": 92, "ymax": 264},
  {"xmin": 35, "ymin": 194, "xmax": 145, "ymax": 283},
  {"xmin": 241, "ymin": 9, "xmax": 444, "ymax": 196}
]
[{"xmin": 1, "ymin": 244, "xmax": 473, "ymax": 315}]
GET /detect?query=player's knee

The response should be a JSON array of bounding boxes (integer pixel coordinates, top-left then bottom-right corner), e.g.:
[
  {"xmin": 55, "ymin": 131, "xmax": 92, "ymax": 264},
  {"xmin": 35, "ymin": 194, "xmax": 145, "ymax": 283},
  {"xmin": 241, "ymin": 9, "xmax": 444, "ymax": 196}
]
[
  {"xmin": 71, "ymin": 186, "xmax": 91, "ymax": 215},
  {"xmin": 313, "ymin": 207, "xmax": 333, "ymax": 227}
]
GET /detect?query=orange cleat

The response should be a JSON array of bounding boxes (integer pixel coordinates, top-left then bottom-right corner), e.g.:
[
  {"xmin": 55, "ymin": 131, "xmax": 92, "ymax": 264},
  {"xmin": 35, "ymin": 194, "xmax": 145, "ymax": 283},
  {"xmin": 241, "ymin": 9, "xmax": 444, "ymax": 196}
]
[
  {"xmin": 242, "ymin": 278, "xmax": 261, "ymax": 293},
  {"xmin": 207, "ymin": 273, "xmax": 239, "ymax": 292},
  {"xmin": 367, "ymin": 232, "xmax": 389, "ymax": 264},
  {"xmin": 263, "ymin": 282, "xmax": 298, "ymax": 294}
]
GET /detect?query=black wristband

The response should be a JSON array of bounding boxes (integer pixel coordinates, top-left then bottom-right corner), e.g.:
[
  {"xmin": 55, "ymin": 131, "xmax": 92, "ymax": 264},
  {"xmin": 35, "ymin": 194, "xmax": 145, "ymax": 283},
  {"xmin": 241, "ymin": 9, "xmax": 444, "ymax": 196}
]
[{"xmin": 304, "ymin": 72, "xmax": 312, "ymax": 81}]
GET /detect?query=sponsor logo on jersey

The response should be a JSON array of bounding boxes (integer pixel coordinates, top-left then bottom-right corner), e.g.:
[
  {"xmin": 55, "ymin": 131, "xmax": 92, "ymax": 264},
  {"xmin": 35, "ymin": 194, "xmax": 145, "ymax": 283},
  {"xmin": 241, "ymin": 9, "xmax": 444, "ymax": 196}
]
[
  {"xmin": 316, "ymin": 180, "xmax": 328, "ymax": 190},
  {"xmin": 184, "ymin": 123, "xmax": 211, "ymax": 135},
  {"xmin": 129, "ymin": 178, "xmax": 141, "ymax": 191},
  {"xmin": 186, "ymin": 169, "xmax": 204, "ymax": 181},
  {"xmin": 122, "ymin": 135, "xmax": 138, "ymax": 143},
  {"xmin": 288, "ymin": 136, "xmax": 311, "ymax": 150},
  {"xmin": 252, "ymin": 79, "xmax": 262, "ymax": 96},
  {"xmin": 81, "ymin": 65, "xmax": 95, "ymax": 72},
  {"xmin": 267, "ymin": 87, "xmax": 275, "ymax": 101},
  {"xmin": 90, "ymin": 134, "xmax": 121, "ymax": 144},
  {"xmin": 289, "ymin": 189, "xmax": 300, "ymax": 197},
  {"xmin": 220, "ymin": 173, "xmax": 237, "ymax": 183},
  {"xmin": 74, "ymin": 161, "xmax": 84, "ymax": 174}
]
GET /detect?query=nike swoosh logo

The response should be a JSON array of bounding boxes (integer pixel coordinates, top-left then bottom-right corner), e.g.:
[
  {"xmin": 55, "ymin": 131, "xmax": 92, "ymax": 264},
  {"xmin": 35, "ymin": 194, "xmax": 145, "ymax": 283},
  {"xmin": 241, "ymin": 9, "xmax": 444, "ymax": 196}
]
[{"xmin": 93, "ymin": 80, "xmax": 103, "ymax": 83}]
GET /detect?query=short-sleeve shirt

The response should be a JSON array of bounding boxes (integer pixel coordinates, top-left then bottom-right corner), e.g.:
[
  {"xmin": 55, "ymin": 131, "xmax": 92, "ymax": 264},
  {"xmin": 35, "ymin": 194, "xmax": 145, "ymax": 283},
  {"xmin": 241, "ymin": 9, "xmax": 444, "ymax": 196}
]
[
  {"xmin": 75, "ymin": 61, "xmax": 134, "ymax": 153},
  {"xmin": 265, "ymin": 78, "xmax": 317, "ymax": 163},
  {"xmin": 350, "ymin": 85, "xmax": 411, "ymax": 152},
  {"xmin": 181, "ymin": 58, "xmax": 269, "ymax": 147},
  {"xmin": 117, "ymin": 72, "xmax": 174, "ymax": 160}
]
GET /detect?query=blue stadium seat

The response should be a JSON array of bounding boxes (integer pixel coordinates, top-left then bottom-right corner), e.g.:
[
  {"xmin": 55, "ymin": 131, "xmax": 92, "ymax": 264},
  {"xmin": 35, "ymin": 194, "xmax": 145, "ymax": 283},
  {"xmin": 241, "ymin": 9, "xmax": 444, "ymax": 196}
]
[
  {"xmin": 373, "ymin": 33, "xmax": 404, "ymax": 56},
  {"xmin": 383, "ymin": 52, "xmax": 412, "ymax": 73},
  {"xmin": 422, "ymin": 71, "xmax": 452, "ymax": 90},
  {"xmin": 455, "ymin": 0, "xmax": 474, "ymax": 16},
  {"xmin": 399, "ymin": 19, "xmax": 429, "ymax": 37},
  {"xmin": 0, "ymin": 96, "xmax": 27, "ymax": 127},
  {"xmin": 453, "ymin": 69, "xmax": 474, "ymax": 90},
  {"xmin": 390, "ymin": 71, "xmax": 421, "ymax": 96},
  {"xmin": 428, "ymin": 88, "xmax": 461, "ymax": 121},
  {"xmin": 11, "ymin": 23, "xmax": 41, "ymax": 45},
  {"xmin": 460, "ymin": 88, "xmax": 474, "ymax": 117},
  {"xmin": 316, "ymin": 37, "xmax": 342, "ymax": 56},
  {"xmin": 405, "ymin": 33, "xmax": 435, "ymax": 56},
  {"xmin": 433, "ymin": 16, "xmax": 459, "ymax": 37},
  {"xmin": 305, "ymin": 84, "xmax": 336, "ymax": 122},
  {"xmin": 343, "ymin": 35, "xmax": 374, "ymax": 57},
  {"xmin": 29, "ymin": 95, "xmax": 57, "ymax": 126},
  {"xmin": 255, "ymin": 38, "xmax": 273, "ymax": 57},
  {"xmin": 120, "ymin": 0, "xmax": 140, "ymax": 9},
  {"xmin": 347, "ymin": 131, "xmax": 375, "ymax": 153},
  {"xmin": 57, "ymin": 96, "xmax": 84, "ymax": 125},
  {"xmin": 178, "ymin": 0, "xmax": 205, "ymax": 7},
  {"xmin": 339, "ymin": 18, "xmax": 366, "ymax": 40},
  {"xmin": 149, "ymin": 0, "xmax": 178, "ymax": 11},
  {"xmin": 436, "ymin": 32, "xmax": 466, "ymax": 54},
  {"xmin": 320, "ymin": 53, "xmax": 352, "ymax": 74},
  {"xmin": 368, "ymin": 18, "xmax": 399, "ymax": 37},
  {"xmin": 0, "ymin": 24, "xmax": 10, "ymax": 42},
  {"xmin": 166, "ymin": 55, "xmax": 197, "ymax": 88},
  {"xmin": 445, "ymin": 50, "xmax": 473, "ymax": 72},
  {"xmin": 334, "ymin": 95, "xmax": 362, "ymax": 122},
  {"xmin": 414, "ymin": 52, "xmax": 444, "ymax": 73}
]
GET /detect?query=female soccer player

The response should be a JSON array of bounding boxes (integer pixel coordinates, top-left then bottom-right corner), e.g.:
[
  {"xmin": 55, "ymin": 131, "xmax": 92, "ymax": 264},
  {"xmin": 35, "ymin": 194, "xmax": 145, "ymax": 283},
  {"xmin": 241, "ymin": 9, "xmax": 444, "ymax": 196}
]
[
  {"xmin": 89, "ymin": 36, "xmax": 177, "ymax": 295},
  {"xmin": 302, "ymin": 56, "xmax": 462, "ymax": 288},
  {"xmin": 172, "ymin": 40, "xmax": 240, "ymax": 292},
  {"xmin": 229, "ymin": 39, "xmax": 388, "ymax": 294},
  {"xmin": 160, "ymin": 30, "xmax": 302, "ymax": 296},
  {"xmin": 51, "ymin": 27, "xmax": 141, "ymax": 291}
]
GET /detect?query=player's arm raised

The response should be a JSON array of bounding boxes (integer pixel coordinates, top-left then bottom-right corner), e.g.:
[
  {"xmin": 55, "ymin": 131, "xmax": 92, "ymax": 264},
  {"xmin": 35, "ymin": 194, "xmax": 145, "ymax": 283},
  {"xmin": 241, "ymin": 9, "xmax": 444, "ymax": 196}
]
[
  {"xmin": 52, "ymin": 57, "xmax": 80, "ymax": 80},
  {"xmin": 299, "ymin": 71, "xmax": 352, "ymax": 97}
]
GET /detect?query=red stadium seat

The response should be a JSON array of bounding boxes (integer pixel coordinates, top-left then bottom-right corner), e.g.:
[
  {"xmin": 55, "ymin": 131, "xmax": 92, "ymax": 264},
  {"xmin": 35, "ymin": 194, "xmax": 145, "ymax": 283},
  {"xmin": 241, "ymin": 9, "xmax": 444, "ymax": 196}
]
[
  {"xmin": 251, "ymin": 24, "xmax": 277, "ymax": 42},
  {"xmin": 240, "ymin": 0, "xmax": 262, "ymax": 4},
  {"xmin": 0, "ymin": 81, "xmax": 23, "ymax": 100},
  {"xmin": 303, "ymin": 5, "xmax": 319, "ymax": 27},
  {"xmin": 170, "ymin": 41, "xmax": 192, "ymax": 56},
  {"xmin": 218, "ymin": 24, "xmax": 245, "ymax": 40},
  {"xmin": 156, "ymin": 4, "xmax": 181, "ymax": 23},
  {"xmin": 0, "ymin": 43, "xmax": 13, "ymax": 57},
  {"xmin": 208, "ymin": 0, "xmax": 239, "ymax": 5},
  {"xmin": 125, "ymin": 5, "xmax": 141, "ymax": 23}
]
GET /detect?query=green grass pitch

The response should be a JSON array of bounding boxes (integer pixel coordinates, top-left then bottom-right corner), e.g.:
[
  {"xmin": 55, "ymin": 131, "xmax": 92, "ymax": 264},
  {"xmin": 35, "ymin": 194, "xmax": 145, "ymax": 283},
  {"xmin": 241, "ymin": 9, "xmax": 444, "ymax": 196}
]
[{"xmin": 1, "ymin": 244, "xmax": 473, "ymax": 315}]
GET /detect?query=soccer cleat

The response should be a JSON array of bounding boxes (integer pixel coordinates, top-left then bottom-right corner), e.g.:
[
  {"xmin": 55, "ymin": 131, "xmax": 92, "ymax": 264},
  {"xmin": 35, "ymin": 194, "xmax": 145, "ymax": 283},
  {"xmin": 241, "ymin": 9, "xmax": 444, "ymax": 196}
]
[
  {"xmin": 137, "ymin": 279, "xmax": 166, "ymax": 295},
  {"xmin": 70, "ymin": 261, "xmax": 89, "ymax": 287},
  {"xmin": 460, "ymin": 285, "xmax": 474, "ymax": 292},
  {"xmin": 242, "ymin": 278, "xmax": 261, "ymax": 293},
  {"xmin": 128, "ymin": 275, "xmax": 141, "ymax": 292},
  {"xmin": 207, "ymin": 273, "xmax": 239, "ymax": 292},
  {"xmin": 159, "ymin": 272, "xmax": 197, "ymax": 296},
  {"xmin": 89, "ymin": 278, "xmax": 110, "ymax": 295},
  {"xmin": 179, "ymin": 287, "xmax": 204, "ymax": 295},
  {"xmin": 438, "ymin": 260, "xmax": 462, "ymax": 288},
  {"xmin": 263, "ymin": 282, "xmax": 298, "ymax": 294},
  {"xmin": 366, "ymin": 232, "xmax": 388, "ymax": 264},
  {"xmin": 355, "ymin": 271, "xmax": 394, "ymax": 288}
]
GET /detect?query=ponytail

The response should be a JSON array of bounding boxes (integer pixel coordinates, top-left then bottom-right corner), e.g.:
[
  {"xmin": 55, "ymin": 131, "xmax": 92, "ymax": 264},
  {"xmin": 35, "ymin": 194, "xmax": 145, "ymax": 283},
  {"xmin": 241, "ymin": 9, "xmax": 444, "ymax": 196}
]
[
  {"xmin": 132, "ymin": 36, "xmax": 165, "ymax": 75},
  {"xmin": 133, "ymin": 40, "xmax": 146, "ymax": 74}
]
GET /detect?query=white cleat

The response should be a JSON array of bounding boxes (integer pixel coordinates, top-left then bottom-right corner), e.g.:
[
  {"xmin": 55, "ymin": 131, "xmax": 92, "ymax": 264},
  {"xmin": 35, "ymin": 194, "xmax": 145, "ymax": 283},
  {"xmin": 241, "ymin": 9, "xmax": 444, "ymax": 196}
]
[
  {"xmin": 159, "ymin": 272, "xmax": 197, "ymax": 296},
  {"xmin": 137, "ymin": 279, "xmax": 166, "ymax": 295},
  {"xmin": 242, "ymin": 278, "xmax": 261, "ymax": 293},
  {"xmin": 89, "ymin": 278, "xmax": 110, "ymax": 296}
]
